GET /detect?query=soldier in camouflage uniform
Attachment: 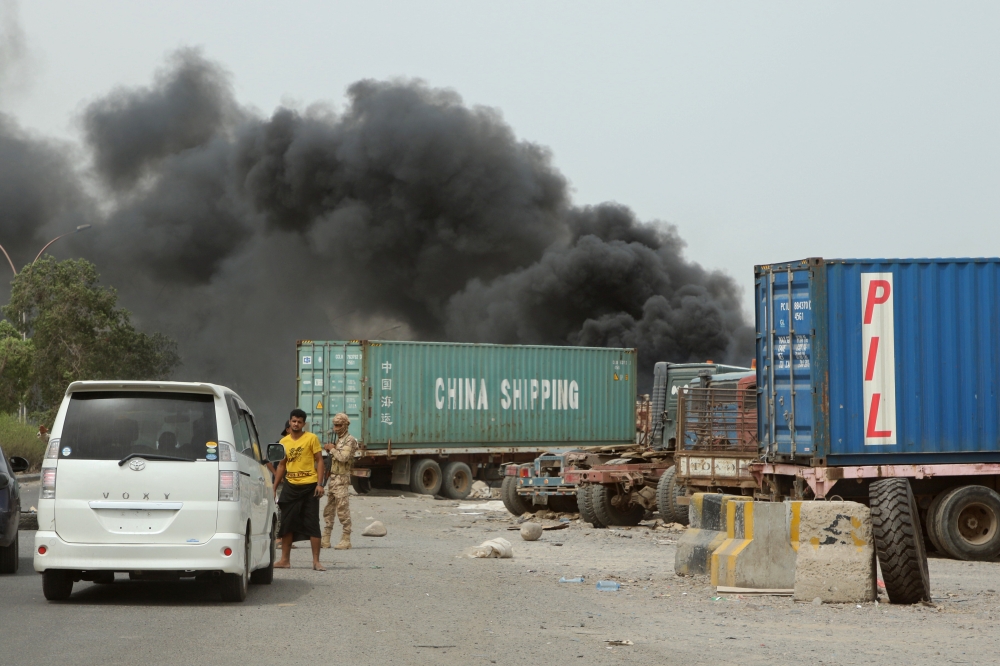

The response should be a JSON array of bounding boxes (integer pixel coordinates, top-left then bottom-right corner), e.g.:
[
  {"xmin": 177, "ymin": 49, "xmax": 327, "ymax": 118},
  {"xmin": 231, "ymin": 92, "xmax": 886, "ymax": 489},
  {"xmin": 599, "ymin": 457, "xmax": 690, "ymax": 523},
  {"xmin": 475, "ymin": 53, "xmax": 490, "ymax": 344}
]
[{"xmin": 322, "ymin": 413, "xmax": 358, "ymax": 549}]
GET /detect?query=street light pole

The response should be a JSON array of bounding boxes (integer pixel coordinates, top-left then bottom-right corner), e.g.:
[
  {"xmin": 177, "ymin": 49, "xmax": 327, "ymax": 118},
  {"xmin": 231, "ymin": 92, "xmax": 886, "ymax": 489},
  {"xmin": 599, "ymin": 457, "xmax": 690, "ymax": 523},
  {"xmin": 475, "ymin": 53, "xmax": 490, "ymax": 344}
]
[{"xmin": 0, "ymin": 224, "xmax": 93, "ymax": 422}]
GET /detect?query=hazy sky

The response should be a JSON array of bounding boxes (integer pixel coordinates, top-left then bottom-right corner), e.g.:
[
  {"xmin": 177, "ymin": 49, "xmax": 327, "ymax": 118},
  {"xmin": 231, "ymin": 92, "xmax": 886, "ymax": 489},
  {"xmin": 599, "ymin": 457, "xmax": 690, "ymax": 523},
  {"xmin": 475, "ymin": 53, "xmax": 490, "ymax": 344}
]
[{"xmin": 3, "ymin": 1, "xmax": 999, "ymax": 314}]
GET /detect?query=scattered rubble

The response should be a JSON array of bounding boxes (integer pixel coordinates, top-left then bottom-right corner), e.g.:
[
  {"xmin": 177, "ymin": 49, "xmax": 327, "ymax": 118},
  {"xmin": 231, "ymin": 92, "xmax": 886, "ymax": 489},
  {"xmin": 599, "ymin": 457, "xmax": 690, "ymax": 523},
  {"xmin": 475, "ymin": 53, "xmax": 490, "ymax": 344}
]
[
  {"xmin": 362, "ymin": 521, "xmax": 387, "ymax": 537},
  {"xmin": 520, "ymin": 523, "xmax": 543, "ymax": 541}
]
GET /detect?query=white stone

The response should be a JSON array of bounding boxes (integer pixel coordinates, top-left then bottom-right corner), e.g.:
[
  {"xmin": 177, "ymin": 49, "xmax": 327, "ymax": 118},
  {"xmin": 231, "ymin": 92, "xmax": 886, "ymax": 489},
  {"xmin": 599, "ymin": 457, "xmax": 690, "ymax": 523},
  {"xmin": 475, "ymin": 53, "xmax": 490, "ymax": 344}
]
[
  {"xmin": 520, "ymin": 522, "xmax": 543, "ymax": 541},
  {"xmin": 362, "ymin": 520, "xmax": 387, "ymax": 537}
]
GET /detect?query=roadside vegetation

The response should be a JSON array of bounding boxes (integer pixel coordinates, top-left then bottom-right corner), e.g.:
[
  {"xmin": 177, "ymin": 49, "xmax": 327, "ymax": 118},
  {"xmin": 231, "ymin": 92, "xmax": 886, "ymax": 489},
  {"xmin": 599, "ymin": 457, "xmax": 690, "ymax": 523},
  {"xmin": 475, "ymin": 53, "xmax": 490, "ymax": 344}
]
[
  {"xmin": 0, "ymin": 413, "xmax": 44, "ymax": 471},
  {"xmin": 0, "ymin": 257, "xmax": 181, "ymax": 426}
]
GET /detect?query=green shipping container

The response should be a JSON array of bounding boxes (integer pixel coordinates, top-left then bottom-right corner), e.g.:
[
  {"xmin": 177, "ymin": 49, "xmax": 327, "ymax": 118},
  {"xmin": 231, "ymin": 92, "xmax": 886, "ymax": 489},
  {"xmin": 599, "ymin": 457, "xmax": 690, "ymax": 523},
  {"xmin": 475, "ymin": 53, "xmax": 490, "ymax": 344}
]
[{"xmin": 296, "ymin": 340, "xmax": 636, "ymax": 452}]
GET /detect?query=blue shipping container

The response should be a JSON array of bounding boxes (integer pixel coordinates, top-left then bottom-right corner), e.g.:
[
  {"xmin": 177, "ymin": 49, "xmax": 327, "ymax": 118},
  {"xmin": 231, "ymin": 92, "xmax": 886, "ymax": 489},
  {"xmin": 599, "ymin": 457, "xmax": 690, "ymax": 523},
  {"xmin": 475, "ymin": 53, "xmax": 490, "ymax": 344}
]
[{"xmin": 756, "ymin": 257, "xmax": 1000, "ymax": 466}]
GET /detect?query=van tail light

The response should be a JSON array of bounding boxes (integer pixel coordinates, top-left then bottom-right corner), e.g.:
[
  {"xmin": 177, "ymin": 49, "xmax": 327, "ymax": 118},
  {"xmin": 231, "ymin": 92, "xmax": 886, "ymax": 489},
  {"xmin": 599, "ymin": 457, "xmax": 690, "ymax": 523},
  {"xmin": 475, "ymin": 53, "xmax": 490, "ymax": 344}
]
[
  {"xmin": 44, "ymin": 437, "xmax": 60, "ymax": 460},
  {"xmin": 41, "ymin": 468, "xmax": 57, "ymax": 499},
  {"xmin": 217, "ymin": 442, "xmax": 237, "ymax": 462},
  {"xmin": 219, "ymin": 471, "xmax": 240, "ymax": 501}
]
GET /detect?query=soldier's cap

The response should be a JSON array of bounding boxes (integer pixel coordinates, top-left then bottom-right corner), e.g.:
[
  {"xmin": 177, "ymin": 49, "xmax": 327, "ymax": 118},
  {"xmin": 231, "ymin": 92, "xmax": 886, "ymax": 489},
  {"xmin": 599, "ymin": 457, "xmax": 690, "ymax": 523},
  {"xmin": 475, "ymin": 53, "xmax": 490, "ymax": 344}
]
[{"xmin": 333, "ymin": 412, "xmax": 350, "ymax": 425}]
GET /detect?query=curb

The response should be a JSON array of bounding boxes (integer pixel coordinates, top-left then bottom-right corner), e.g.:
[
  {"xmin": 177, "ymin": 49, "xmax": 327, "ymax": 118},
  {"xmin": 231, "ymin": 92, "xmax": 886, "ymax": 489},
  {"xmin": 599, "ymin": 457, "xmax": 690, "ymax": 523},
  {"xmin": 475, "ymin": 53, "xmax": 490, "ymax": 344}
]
[
  {"xmin": 15, "ymin": 473, "xmax": 41, "ymax": 482},
  {"xmin": 19, "ymin": 512, "xmax": 39, "ymax": 531}
]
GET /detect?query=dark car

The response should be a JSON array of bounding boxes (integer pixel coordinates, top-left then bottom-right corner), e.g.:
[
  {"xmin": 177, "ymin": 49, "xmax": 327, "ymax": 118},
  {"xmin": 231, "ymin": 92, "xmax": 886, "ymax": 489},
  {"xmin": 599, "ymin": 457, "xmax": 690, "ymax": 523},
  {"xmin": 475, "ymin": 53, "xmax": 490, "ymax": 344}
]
[{"xmin": 0, "ymin": 446, "xmax": 29, "ymax": 573}]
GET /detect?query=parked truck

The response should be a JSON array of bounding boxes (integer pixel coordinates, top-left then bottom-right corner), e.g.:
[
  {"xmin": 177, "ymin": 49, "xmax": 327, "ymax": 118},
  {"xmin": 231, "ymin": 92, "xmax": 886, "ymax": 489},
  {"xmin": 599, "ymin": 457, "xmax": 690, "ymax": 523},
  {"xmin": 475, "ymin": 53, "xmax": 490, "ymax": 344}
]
[
  {"xmin": 296, "ymin": 340, "xmax": 636, "ymax": 498},
  {"xmin": 502, "ymin": 362, "xmax": 748, "ymax": 525},
  {"xmin": 750, "ymin": 257, "xmax": 1000, "ymax": 603}
]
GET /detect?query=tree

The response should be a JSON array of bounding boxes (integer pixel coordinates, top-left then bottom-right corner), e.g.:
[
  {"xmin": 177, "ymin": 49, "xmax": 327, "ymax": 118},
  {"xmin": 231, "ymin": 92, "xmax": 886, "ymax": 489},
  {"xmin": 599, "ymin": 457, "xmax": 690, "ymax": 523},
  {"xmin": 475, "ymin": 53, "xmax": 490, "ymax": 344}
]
[
  {"xmin": 2, "ymin": 257, "xmax": 180, "ymax": 420},
  {"xmin": 0, "ymin": 320, "xmax": 33, "ymax": 415}
]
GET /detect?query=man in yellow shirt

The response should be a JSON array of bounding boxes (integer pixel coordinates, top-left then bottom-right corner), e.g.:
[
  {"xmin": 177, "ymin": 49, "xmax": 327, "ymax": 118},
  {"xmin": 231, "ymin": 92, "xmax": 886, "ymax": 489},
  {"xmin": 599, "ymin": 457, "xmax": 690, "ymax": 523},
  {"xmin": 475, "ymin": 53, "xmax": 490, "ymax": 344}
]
[{"xmin": 273, "ymin": 409, "xmax": 326, "ymax": 571}]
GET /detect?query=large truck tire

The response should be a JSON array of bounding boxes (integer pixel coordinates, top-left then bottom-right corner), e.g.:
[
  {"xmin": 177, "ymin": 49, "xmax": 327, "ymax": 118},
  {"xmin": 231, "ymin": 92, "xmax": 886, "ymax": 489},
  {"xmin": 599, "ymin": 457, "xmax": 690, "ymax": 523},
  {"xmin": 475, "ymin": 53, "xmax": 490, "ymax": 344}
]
[
  {"xmin": 592, "ymin": 484, "xmax": 644, "ymax": 527},
  {"xmin": 351, "ymin": 475, "xmax": 372, "ymax": 495},
  {"xmin": 548, "ymin": 495, "xmax": 578, "ymax": 513},
  {"xmin": 410, "ymin": 459, "xmax": 443, "ymax": 496},
  {"xmin": 501, "ymin": 475, "xmax": 532, "ymax": 516},
  {"xmin": 440, "ymin": 462, "xmax": 474, "ymax": 500},
  {"xmin": 577, "ymin": 484, "xmax": 605, "ymax": 528},
  {"xmin": 655, "ymin": 467, "xmax": 687, "ymax": 525},
  {"xmin": 870, "ymin": 478, "xmax": 931, "ymax": 604},
  {"xmin": 924, "ymin": 491, "xmax": 948, "ymax": 555},
  {"xmin": 932, "ymin": 485, "xmax": 1000, "ymax": 561}
]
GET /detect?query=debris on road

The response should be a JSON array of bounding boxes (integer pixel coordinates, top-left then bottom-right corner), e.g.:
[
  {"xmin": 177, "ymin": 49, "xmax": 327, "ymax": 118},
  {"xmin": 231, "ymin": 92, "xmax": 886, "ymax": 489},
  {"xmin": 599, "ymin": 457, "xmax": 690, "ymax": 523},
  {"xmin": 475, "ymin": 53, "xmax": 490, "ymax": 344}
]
[
  {"xmin": 605, "ymin": 640, "xmax": 633, "ymax": 646},
  {"xmin": 457, "ymin": 501, "xmax": 507, "ymax": 512},
  {"xmin": 520, "ymin": 523, "xmax": 543, "ymax": 541},
  {"xmin": 363, "ymin": 521, "xmax": 388, "ymax": 537},
  {"xmin": 559, "ymin": 576, "xmax": 585, "ymax": 583},
  {"xmin": 471, "ymin": 537, "xmax": 513, "ymax": 558},
  {"xmin": 596, "ymin": 580, "xmax": 621, "ymax": 591}
]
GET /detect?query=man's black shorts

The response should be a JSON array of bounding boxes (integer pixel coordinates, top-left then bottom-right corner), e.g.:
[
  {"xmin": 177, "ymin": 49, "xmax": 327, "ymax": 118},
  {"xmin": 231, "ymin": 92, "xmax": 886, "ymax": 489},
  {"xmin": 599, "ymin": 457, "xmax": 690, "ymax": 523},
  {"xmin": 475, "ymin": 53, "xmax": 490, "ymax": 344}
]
[{"xmin": 277, "ymin": 481, "xmax": 321, "ymax": 541}]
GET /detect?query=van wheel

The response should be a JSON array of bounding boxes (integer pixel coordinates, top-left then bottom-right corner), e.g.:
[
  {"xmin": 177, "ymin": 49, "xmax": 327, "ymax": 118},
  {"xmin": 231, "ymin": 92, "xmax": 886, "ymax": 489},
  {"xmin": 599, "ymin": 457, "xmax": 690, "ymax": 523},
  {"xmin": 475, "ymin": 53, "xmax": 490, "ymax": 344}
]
[
  {"xmin": 0, "ymin": 530, "xmax": 18, "ymax": 574},
  {"xmin": 934, "ymin": 485, "xmax": 1000, "ymax": 561},
  {"xmin": 441, "ymin": 462, "xmax": 473, "ymax": 500},
  {"xmin": 577, "ymin": 484, "xmax": 606, "ymax": 528},
  {"xmin": 501, "ymin": 475, "xmax": 532, "ymax": 516},
  {"xmin": 870, "ymin": 478, "xmax": 931, "ymax": 604},
  {"xmin": 43, "ymin": 570, "xmax": 74, "ymax": 601},
  {"xmin": 592, "ymin": 484, "xmax": 644, "ymax": 527},
  {"xmin": 220, "ymin": 534, "xmax": 250, "ymax": 602},
  {"xmin": 410, "ymin": 459, "xmax": 443, "ymax": 495},
  {"xmin": 251, "ymin": 523, "xmax": 276, "ymax": 585}
]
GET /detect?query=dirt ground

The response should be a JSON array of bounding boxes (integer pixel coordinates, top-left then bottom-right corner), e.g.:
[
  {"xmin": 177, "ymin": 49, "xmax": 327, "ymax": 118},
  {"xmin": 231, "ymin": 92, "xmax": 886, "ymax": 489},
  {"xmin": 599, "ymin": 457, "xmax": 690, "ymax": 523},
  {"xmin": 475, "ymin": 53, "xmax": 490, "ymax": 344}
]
[{"xmin": 7, "ymin": 485, "xmax": 1000, "ymax": 665}]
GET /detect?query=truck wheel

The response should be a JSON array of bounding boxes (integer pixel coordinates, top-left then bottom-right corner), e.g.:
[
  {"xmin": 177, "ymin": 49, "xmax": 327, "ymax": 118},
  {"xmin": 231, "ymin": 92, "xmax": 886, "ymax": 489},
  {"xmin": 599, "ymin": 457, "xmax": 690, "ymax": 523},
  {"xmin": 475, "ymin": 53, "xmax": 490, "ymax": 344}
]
[
  {"xmin": 577, "ymin": 485, "xmax": 604, "ymax": 528},
  {"xmin": 351, "ymin": 475, "xmax": 372, "ymax": 494},
  {"xmin": 548, "ymin": 495, "xmax": 578, "ymax": 513},
  {"xmin": 592, "ymin": 484, "xmax": 644, "ymax": 527},
  {"xmin": 0, "ymin": 530, "xmax": 18, "ymax": 574},
  {"xmin": 870, "ymin": 478, "xmax": 931, "ymax": 604},
  {"xmin": 410, "ymin": 459, "xmax": 443, "ymax": 496},
  {"xmin": 441, "ymin": 462, "xmax": 474, "ymax": 500},
  {"xmin": 933, "ymin": 485, "xmax": 1000, "ymax": 561},
  {"xmin": 501, "ymin": 475, "xmax": 532, "ymax": 516},
  {"xmin": 924, "ymin": 491, "xmax": 948, "ymax": 555},
  {"xmin": 655, "ymin": 468, "xmax": 676, "ymax": 523},
  {"xmin": 42, "ymin": 570, "xmax": 74, "ymax": 601}
]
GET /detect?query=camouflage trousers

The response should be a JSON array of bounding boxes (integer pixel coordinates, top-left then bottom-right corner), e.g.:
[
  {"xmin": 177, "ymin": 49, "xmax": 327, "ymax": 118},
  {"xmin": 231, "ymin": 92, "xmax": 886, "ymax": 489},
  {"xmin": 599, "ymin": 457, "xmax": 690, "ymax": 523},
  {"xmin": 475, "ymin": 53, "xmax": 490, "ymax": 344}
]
[{"xmin": 323, "ymin": 475, "xmax": 352, "ymax": 536}]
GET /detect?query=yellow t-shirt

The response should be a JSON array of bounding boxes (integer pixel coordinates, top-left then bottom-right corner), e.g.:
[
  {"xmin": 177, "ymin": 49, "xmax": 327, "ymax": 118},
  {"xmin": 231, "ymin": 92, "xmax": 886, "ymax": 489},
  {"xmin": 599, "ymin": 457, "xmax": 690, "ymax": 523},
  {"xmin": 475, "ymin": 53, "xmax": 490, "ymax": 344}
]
[{"xmin": 280, "ymin": 432, "xmax": 322, "ymax": 485}]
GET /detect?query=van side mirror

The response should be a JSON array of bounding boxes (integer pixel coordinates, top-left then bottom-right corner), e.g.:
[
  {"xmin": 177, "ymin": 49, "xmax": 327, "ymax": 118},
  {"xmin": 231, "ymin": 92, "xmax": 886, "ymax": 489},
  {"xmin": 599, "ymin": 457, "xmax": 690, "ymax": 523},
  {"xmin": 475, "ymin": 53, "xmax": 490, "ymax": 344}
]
[
  {"xmin": 8, "ymin": 456, "xmax": 29, "ymax": 473},
  {"xmin": 266, "ymin": 444, "xmax": 286, "ymax": 463}
]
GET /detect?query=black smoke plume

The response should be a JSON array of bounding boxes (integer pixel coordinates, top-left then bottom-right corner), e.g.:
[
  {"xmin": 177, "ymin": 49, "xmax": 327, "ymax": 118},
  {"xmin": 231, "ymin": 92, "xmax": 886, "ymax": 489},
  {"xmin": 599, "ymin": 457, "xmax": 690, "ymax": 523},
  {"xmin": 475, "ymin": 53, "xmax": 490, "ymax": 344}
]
[{"xmin": 0, "ymin": 49, "xmax": 753, "ymax": 430}]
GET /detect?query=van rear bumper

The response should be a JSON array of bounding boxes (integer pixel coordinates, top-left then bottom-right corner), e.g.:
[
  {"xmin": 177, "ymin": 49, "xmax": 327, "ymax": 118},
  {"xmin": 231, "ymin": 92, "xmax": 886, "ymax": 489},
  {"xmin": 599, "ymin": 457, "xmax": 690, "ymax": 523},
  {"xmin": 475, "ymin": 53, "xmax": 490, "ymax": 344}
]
[{"xmin": 32, "ymin": 531, "xmax": 246, "ymax": 575}]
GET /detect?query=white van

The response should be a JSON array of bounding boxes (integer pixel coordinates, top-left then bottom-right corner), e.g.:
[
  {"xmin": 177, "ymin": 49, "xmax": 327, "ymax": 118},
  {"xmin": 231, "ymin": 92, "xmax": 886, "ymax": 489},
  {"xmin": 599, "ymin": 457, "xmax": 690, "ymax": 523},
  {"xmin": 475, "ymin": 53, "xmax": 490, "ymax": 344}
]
[{"xmin": 33, "ymin": 381, "xmax": 284, "ymax": 602}]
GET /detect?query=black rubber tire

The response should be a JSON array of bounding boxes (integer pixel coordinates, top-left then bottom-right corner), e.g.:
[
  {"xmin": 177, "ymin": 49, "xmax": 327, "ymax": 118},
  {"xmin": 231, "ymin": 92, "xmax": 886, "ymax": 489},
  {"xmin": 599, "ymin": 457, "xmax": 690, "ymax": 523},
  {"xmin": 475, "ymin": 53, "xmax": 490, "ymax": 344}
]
[
  {"xmin": 441, "ymin": 461, "xmax": 474, "ymax": 500},
  {"xmin": 219, "ymin": 534, "xmax": 250, "ymax": 602},
  {"xmin": 933, "ymin": 485, "xmax": 1000, "ymax": 561},
  {"xmin": 351, "ymin": 475, "xmax": 372, "ymax": 494},
  {"xmin": 548, "ymin": 495, "xmax": 579, "ymax": 513},
  {"xmin": 577, "ymin": 484, "xmax": 606, "ymax": 528},
  {"xmin": 925, "ymin": 491, "xmax": 948, "ymax": 555},
  {"xmin": 42, "ymin": 570, "xmax": 74, "ymax": 601},
  {"xmin": 250, "ymin": 522, "xmax": 276, "ymax": 585},
  {"xmin": 501, "ymin": 475, "xmax": 532, "ymax": 516},
  {"xmin": 92, "ymin": 571, "xmax": 115, "ymax": 584},
  {"xmin": 0, "ymin": 530, "xmax": 17, "ymax": 574},
  {"xmin": 592, "ymin": 484, "xmax": 644, "ymax": 527},
  {"xmin": 655, "ymin": 468, "xmax": 676, "ymax": 523},
  {"xmin": 870, "ymin": 478, "xmax": 931, "ymax": 604},
  {"xmin": 410, "ymin": 459, "xmax": 443, "ymax": 496}
]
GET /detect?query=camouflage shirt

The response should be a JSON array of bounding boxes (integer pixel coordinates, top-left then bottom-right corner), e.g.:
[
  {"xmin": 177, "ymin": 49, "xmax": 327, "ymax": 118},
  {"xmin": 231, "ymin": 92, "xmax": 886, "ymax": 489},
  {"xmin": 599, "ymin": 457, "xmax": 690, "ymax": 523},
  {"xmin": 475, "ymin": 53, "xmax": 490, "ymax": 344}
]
[{"xmin": 328, "ymin": 432, "xmax": 358, "ymax": 476}]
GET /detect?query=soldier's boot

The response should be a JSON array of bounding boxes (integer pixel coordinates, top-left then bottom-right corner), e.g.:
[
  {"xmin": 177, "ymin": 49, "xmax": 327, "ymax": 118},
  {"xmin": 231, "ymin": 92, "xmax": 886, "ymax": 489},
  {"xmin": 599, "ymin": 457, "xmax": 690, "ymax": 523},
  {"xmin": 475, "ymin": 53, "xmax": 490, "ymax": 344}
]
[
  {"xmin": 321, "ymin": 533, "xmax": 332, "ymax": 549},
  {"xmin": 334, "ymin": 533, "xmax": 351, "ymax": 550}
]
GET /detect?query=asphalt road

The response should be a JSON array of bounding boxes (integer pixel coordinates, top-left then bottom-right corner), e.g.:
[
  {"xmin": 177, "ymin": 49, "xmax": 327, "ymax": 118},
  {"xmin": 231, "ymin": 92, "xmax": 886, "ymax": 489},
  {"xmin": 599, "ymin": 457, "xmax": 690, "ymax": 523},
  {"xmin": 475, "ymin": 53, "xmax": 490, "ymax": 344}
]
[{"xmin": 3, "ymin": 488, "xmax": 1000, "ymax": 665}]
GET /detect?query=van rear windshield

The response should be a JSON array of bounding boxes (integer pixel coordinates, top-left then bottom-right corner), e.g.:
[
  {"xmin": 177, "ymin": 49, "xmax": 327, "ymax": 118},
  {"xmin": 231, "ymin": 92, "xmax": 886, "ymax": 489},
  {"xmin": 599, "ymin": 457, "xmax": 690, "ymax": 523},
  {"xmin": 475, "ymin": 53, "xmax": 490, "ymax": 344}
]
[{"xmin": 60, "ymin": 391, "xmax": 219, "ymax": 461}]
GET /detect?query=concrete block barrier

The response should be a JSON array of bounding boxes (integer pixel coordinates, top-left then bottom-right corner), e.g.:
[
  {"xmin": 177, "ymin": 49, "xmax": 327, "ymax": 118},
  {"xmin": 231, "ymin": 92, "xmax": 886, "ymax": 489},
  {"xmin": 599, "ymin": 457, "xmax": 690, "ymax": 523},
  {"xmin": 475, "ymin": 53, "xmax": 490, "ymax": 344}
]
[
  {"xmin": 712, "ymin": 501, "xmax": 796, "ymax": 590},
  {"xmin": 674, "ymin": 493, "xmax": 748, "ymax": 576},
  {"xmin": 791, "ymin": 501, "xmax": 876, "ymax": 603}
]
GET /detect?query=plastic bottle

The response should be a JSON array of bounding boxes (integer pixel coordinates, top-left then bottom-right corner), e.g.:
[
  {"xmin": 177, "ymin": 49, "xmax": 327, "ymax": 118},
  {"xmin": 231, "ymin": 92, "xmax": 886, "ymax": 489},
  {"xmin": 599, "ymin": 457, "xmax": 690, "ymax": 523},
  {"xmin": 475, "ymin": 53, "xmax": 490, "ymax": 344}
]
[
  {"xmin": 595, "ymin": 580, "xmax": 621, "ymax": 591},
  {"xmin": 559, "ymin": 576, "xmax": 585, "ymax": 583}
]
